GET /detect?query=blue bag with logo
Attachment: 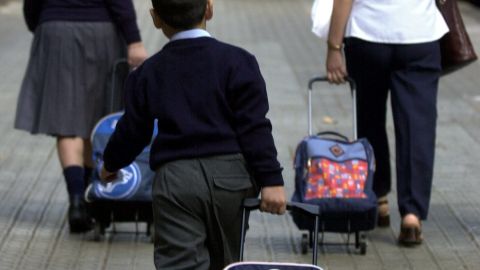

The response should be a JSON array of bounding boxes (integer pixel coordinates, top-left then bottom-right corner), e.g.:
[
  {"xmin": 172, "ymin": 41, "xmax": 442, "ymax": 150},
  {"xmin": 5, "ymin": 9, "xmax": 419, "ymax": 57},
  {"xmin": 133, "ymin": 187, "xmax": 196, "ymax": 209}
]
[
  {"xmin": 85, "ymin": 112, "xmax": 157, "ymax": 241},
  {"xmin": 86, "ymin": 112, "xmax": 156, "ymax": 202}
]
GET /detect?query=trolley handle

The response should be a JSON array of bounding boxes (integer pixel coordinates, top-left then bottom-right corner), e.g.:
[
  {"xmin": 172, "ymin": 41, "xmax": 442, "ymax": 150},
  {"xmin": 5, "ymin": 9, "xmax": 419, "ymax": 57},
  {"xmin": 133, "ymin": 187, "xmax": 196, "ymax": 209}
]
[
  {"xmin": 243, "ymin": 198, "xmax": 319, "ymax": 216},
  {"xmin": 316, "ymin": 131, "xmax": 349, "ymax": 142},
  {"xmin": 240, "ymin": 198, "xmax": 321, "ymax": 265},
  {"xmin": 108, "ymin": 58, "xmax": 130, "ymax": 113},
  {"xmin": 307, "ymin": 76, "xmax": 357, "ymax": 140},
  {"xmin": 308, "ymin": 76, "xmax": 356, "ymax": 90}
]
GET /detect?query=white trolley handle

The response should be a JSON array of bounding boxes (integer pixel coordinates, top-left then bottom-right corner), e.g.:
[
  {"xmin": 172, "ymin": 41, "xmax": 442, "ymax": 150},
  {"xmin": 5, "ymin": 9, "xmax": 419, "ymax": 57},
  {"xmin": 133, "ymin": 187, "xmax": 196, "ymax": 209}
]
[{"xmin": 307, "ymin": 77, "xmax": 357, "ymax": 140}]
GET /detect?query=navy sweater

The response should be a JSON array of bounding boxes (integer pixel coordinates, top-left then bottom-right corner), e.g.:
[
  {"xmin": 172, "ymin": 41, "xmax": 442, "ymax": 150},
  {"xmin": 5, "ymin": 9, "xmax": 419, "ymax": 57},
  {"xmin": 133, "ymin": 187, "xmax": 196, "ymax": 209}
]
[
  {"xmin": 103, "ymin": 37, "xmax": 284, "ymax": 187},
  {"xmin": 23, "ymin": 0, "xmax": 141, "ymax": 44}
]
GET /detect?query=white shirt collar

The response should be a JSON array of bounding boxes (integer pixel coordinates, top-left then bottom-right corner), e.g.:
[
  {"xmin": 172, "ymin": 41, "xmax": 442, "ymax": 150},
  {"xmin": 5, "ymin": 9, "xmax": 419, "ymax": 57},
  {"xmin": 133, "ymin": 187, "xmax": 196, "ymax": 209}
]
[{"xmin": 170, "ymin": 29, "xmax": 211, "ymax": 41}]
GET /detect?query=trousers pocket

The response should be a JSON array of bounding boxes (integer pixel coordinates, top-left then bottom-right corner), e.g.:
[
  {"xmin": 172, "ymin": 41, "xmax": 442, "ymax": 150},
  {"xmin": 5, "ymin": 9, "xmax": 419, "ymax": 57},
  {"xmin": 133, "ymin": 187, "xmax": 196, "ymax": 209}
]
[
  {"xmin": 212, "ymin": 175, "xmax": 255, "ymax": 228},
  {"xmin": 213, "ymin": 175, "xmax": 253, "ymax": 191}
]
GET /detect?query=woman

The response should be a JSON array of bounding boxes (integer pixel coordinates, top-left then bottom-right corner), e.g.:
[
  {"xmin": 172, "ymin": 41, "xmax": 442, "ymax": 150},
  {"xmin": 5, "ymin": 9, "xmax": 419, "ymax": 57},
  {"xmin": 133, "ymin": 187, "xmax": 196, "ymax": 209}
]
[
  {"xmin": 15, "ymin": 0, "xmax": 148, "ymax": 233},
  {"xmin": 325, "ymin": 0, "xmax": 448, "ymax": 245}
]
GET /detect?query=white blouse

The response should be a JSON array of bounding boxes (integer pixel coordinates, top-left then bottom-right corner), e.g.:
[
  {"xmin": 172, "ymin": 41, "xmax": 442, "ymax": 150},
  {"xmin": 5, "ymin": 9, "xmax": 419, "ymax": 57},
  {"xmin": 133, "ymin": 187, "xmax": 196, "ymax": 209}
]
[{"xmin": 345, "ymin": 0, "xmax": 449, "ymax": 44}]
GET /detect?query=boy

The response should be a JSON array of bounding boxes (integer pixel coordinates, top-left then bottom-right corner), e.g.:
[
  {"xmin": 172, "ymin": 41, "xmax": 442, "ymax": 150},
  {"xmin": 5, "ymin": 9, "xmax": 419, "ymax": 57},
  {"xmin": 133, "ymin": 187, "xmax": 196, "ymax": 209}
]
[{"xmin": 100, "ymin": 0, "xmax": 286, "ymax": 269}]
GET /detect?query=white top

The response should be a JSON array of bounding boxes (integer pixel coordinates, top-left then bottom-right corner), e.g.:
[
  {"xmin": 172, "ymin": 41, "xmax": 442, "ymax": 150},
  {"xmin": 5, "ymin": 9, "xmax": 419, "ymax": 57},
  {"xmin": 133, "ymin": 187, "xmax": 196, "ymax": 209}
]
[{"xmin": 345, "ymin": 0, "xmax": 449, "ymax": 44}]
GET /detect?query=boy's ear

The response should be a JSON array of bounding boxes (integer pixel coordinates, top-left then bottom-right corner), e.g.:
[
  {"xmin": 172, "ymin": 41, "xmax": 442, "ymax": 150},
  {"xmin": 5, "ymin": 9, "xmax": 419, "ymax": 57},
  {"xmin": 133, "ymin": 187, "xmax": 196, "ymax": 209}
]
[
  {"xmin": 150, "ymin": 8, "xmax": 162, "ymax": 29},
  {"xmin": 205, "ymin": 0, "xmax": 213, "ymax": 21}
]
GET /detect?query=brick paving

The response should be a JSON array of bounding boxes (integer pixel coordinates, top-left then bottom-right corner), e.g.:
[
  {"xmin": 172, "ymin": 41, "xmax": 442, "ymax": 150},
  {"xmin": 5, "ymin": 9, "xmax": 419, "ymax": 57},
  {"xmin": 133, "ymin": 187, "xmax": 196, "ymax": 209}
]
[{"xmin": 0, "ymin": 1, "xmax": 480, "ymax": 269}]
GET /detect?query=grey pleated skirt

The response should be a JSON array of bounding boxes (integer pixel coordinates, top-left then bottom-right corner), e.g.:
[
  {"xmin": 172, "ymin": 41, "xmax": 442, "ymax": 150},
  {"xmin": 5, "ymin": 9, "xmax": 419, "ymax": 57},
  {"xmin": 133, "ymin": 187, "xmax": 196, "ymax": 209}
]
[{"xmin": 15, "ymin": 21, "xmax": 127, "ymax": 138}]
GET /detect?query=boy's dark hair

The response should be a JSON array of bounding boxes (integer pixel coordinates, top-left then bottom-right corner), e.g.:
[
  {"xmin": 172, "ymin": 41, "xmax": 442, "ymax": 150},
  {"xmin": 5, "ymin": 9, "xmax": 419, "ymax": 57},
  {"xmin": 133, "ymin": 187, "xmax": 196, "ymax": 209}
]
[{"xmin": 151, "ymin": 0, "xmax": 207, "ymax": 30}]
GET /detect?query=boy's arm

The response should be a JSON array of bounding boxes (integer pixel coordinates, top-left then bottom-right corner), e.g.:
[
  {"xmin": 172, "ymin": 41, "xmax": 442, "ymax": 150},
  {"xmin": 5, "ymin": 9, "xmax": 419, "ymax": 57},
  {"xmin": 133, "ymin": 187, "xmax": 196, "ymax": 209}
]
[
  {"xmin": 229, "ymin": 53, "xmax": 286, "ymax": 214},
  {"xmin": 101, "ymin": 68, "xmax": 154, "ymax": 180}
]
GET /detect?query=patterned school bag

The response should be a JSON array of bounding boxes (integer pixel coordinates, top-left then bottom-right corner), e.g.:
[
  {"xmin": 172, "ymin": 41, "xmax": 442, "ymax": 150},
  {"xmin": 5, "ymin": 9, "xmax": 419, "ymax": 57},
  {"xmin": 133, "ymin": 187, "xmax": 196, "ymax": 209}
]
[
  {"xmin": 290, "ymin": 77, "xmax": 377, "ymax": 255},
  {"xmin": 291, "ymin": 132, "xmax": 377, "ymax": 229}
]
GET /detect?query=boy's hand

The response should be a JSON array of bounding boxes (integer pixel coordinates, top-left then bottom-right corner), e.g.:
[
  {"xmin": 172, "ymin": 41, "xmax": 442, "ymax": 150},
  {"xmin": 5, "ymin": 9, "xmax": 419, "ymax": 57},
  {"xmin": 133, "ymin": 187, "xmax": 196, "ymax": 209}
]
[
  {"xmin": 100, "ymin": 166, "xmax": 118, "ymax": 183},
  {"xmin": 260, "ymin": 186, "xmax": 287, "ymax": 215}
]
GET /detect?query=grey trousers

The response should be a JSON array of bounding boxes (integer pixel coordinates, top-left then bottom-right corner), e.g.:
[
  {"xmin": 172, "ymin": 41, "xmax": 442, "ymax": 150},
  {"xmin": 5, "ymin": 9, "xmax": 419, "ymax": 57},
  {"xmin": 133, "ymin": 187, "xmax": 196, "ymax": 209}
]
[{"xmin": 152, "ymin": 154, "xmax": 258, "ymax": 270}]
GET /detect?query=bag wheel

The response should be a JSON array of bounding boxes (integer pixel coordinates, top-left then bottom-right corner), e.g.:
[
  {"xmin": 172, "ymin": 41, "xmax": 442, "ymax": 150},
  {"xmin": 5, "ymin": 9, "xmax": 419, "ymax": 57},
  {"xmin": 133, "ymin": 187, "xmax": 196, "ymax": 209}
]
[
  {"xmin": 301, "ymin": 233, "xmax": 309, "ymax": 254},
  {"xmin": 93, "ymin": 222, "xmax": 105, "ymax": 242},
  {"xmin": 359, "ymin": 242, "xmax": 367, "ymax": 255},
  {"xmin": 148, "ymin": 222, "xmax": 155, "ymax": 243}
]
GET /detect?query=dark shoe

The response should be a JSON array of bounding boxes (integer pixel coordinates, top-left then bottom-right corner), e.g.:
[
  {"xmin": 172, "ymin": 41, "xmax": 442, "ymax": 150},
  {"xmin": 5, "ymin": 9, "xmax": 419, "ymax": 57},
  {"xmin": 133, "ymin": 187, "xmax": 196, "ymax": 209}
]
[
  {"xmin": 68, "ymin": 196, "xmax": 92, "ymax": 233},
  {"xmin": 398, "ymin": 214, "xmax": 423, "ymax": 246},
  {"xmin": 377, "ymin": 196, "xmax": 390, "ymax": 227}
]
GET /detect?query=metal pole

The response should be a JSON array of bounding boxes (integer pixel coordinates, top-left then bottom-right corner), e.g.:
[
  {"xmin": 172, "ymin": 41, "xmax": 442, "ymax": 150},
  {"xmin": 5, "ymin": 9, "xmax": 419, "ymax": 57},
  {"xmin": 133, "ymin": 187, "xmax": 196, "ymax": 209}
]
[
  {"xmin": 239, "ymin": 208, "xmax": 247, "ymax": 261},
  {"xmin": 347, "ymin": 78, "xmax": 358, "ymax": 141},
  {"xmin": 308, "ymin": 87, "xmax": 313, "ymax": 136},
  {"xmin": 312, "ymin": 216, "xmax": 319, "ymax": 265}
]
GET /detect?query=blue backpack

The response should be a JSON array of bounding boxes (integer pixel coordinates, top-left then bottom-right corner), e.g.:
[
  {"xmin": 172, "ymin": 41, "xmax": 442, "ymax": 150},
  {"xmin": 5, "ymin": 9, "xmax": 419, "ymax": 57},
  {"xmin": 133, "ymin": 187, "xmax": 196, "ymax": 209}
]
[{"xmin": 85, "ymin": 112, "xmax": 156, "ymax": 202}]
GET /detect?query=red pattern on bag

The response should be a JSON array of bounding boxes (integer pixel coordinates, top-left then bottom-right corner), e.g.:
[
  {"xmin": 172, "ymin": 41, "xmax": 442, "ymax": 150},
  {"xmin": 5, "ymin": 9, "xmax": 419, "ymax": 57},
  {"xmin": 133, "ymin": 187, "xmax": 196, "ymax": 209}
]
[{"xmin": 305, "ymin": 158, "xmax": 368, "ymax": 199}]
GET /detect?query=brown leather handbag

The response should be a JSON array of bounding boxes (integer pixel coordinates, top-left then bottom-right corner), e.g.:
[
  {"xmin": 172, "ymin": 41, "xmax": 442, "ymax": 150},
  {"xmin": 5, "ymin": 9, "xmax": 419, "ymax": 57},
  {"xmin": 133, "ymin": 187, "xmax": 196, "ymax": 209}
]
[{"xmin": 437, "ymin": 0, "xmax": 478, "ymax": 75}]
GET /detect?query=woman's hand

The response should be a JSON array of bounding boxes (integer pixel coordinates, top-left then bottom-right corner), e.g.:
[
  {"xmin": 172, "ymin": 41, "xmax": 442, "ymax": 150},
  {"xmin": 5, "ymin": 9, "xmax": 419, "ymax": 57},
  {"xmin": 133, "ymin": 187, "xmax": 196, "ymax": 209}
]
[
  {"xmin": 325, "ymin": 0, "xmax": 353, "ymax": 84},
  {"xmin": 127, "ymin": 42, "xmax": 148, "ymax": 68},
  {"xmin": 326, "ymin": 49, "xmax": 347, "ymax": 84}
]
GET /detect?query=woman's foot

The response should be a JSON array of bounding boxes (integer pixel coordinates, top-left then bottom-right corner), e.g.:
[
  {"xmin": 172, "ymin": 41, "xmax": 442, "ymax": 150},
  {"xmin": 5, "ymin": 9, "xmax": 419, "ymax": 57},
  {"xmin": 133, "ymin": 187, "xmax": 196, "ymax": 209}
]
[
  {"xmin": 377, "ymin": 196, "xmax": 390, "ymax": 227},
  {"xmin": 398, "ymin": 213, "xmax": 423, "ymax": 246},
  {"xmin": 68, "ymin": 195, "xmax": 92, "ymax": 233}
]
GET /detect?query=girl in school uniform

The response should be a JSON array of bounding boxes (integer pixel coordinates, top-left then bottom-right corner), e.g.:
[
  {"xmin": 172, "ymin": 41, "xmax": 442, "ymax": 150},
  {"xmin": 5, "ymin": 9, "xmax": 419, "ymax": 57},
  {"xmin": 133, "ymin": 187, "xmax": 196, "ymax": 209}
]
[{"xmin": 15, "ymin": 0, "xmax": 148, "ymax": 232}]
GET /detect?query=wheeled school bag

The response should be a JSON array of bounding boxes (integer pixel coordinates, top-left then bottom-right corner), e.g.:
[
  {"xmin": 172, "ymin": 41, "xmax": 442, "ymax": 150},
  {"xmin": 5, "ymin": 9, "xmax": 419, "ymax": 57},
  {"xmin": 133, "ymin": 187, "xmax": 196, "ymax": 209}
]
[
  {"xmin": 85, "ymin": 112, "xmax": 157, "ymax": 241},
  {"xmin": 84, "ymin": 60, "xmax": 156, "ymax": 241},
  {"xmin": 222, "ymin": 198, "xmax": 324, "ymax": 270},
  {"xmin": 291, "ymin": 77, "xmax": 377, "ymax": 255}
]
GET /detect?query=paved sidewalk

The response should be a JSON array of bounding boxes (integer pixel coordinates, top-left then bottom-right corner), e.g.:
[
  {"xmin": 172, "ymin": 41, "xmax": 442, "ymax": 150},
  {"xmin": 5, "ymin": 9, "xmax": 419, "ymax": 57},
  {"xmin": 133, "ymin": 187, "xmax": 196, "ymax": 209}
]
[{"xmin": 1, "ymin": 1, "xmax": 480, "ymax": 269}]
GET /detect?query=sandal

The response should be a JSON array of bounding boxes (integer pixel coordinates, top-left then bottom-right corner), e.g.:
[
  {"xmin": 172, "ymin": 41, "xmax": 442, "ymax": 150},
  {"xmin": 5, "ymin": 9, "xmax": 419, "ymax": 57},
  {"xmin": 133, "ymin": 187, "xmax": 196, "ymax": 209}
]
[
  {"xmin": 377, "ymin": 196, "xmax": 390, "ymax": 227},
  {"xmin": 398, "ymin": 214, "xmax": 423, "ymax": 246}
]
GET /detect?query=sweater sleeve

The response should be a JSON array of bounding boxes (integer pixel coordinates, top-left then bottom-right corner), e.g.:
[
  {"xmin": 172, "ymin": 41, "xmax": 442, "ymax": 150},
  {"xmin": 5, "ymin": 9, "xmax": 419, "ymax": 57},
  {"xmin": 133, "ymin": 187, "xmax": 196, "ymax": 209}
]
[
  {"xmin": 229, "ymin": 53, "xmax": 284, "ymax": 188},
  {"xmin": 106, "ymin": 0, "xmax": 141, "ymax": 44},
  {"xmin": 23, "ymin": 0, "xmax": 44, "ymax": 32},
  {"xmin": 103, "ymin": 67, "xmax": 154, "ymax": 172}
]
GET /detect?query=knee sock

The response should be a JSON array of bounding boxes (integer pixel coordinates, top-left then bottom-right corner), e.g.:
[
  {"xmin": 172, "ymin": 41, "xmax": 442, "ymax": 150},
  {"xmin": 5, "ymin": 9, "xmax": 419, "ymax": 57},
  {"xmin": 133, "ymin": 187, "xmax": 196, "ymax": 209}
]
[
  {"xmin": 83, "ymin": 166, "xmax": 93, "ymax": 186},
  {"xmin": 63, "ymin": 166, "xmax": 85, "ymax": 198}
]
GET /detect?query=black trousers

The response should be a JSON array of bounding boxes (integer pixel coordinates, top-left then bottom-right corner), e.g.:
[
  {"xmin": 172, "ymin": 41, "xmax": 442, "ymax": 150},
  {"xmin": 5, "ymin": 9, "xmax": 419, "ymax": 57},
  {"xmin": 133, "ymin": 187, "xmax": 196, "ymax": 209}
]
[
  {"xmin": 152, "ymin": 154, "xmax": 258, "ymax": 270},
  {"xmin": 344, "ymin": 38, "xmax": 441, "ymax": 220}
]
